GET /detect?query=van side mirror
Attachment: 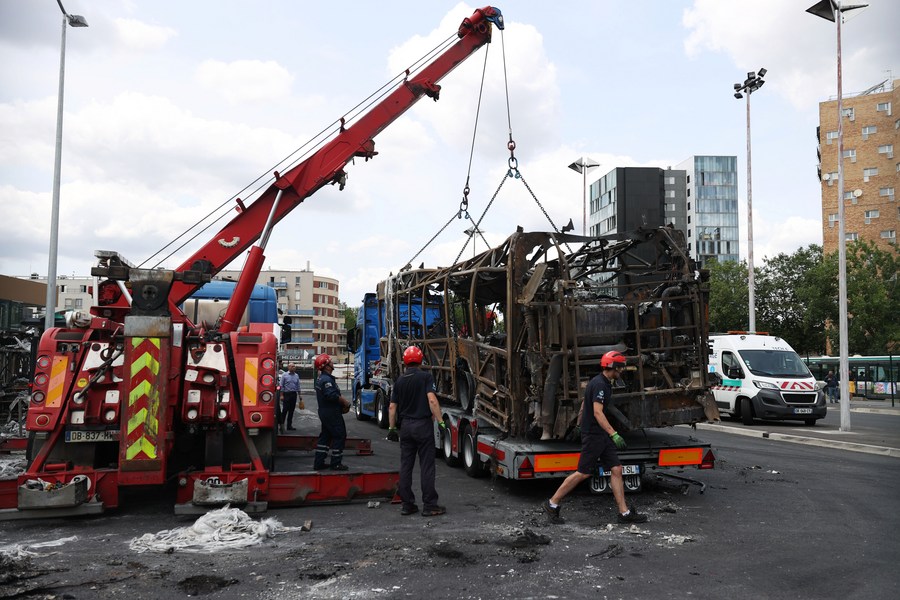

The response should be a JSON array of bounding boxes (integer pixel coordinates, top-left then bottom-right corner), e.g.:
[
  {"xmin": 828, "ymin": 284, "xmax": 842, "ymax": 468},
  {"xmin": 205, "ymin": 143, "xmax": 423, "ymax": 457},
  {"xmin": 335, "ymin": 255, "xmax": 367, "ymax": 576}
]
[{"xmin": 727, "ymin": 367, "xmax": 743, "ymax": 379}]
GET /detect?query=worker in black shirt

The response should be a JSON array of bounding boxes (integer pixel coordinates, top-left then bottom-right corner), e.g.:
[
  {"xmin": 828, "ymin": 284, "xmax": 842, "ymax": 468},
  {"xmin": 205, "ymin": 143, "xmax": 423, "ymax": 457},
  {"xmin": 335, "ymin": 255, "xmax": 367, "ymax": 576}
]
[
  {"xmin": 543, "ymin": 350, "xmax": 647, "ymax": 524},
  {"xmin": 387, "ymin": 346, "xmax": 446, "ymax": 517},
  {"xmin": 312, "ymin": 353, "xmax": 351, "ymax": 471}
]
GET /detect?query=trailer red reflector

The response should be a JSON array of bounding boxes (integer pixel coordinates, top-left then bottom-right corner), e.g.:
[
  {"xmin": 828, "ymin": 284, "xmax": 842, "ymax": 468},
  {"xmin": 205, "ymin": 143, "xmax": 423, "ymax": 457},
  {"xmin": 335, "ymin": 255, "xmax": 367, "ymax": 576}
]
[
  {"xmin": 658, "ymin": 447, "xmax": 703, "ymax": 467},
  {"xmin": 533, "ymin": 453, "xmax": 580, "ymax": 473},
  {"xmin": 700, "ymin": 448, "xmax": 716, "ymax": 469},
  {"xmin": 518, "ymin": 457, "xmax": 534, "ymax": 479}
]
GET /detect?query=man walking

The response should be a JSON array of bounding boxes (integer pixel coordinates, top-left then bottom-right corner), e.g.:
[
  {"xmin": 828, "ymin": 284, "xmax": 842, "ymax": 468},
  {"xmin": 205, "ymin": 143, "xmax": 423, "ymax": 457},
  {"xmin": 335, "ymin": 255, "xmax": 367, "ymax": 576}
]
[
  {"xmin": 387, "ymin": 346, "xmax": 446, "ymax": 517},
  {"xmin": 279, "ymin": 363, "xmax": 301, "ymax": 432},
  {"xmin": 543, "ymin": 351, "xmax": 647, "ymax": 524},
  {"xmin": 313, "ymin": 354, "xmax": 350, "ymax": 471}
]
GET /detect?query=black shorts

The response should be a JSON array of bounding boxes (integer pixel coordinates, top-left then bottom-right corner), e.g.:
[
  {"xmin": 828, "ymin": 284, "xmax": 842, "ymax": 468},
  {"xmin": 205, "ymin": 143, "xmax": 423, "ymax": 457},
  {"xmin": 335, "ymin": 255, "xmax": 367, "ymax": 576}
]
[{"xmin": 576, "ymin": 434, "xmax": 621, "ymax": 474}]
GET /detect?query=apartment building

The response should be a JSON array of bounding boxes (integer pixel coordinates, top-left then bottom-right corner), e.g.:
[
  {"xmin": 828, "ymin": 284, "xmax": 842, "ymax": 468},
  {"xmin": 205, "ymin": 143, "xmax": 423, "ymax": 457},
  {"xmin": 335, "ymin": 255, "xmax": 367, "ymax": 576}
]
[{"xmin": 817, "ymin": 79, "xmax": 898, "ymax": 253}]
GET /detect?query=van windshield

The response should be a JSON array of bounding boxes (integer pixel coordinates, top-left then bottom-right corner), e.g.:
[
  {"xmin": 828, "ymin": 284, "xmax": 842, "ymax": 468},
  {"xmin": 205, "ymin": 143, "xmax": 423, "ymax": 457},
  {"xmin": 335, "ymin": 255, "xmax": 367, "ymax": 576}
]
[{"xmin": 738, "ymin": 349, "xmax": 812, "ymax": 378}]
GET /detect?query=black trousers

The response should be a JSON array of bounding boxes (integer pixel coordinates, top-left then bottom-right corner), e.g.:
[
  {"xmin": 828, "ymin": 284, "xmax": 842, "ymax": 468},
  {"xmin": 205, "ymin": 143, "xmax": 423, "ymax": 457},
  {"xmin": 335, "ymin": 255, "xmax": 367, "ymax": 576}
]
[
  {"xmin": 314, "ymin": 412, "xmax": 347, "ymax": 469},
  {"xmin": 281, "ymin": 391, "xmax": 298, "ymax": 427},
  {"xmin": 398, "ymin": 417, "xmax": 439, "ymax": 509}
]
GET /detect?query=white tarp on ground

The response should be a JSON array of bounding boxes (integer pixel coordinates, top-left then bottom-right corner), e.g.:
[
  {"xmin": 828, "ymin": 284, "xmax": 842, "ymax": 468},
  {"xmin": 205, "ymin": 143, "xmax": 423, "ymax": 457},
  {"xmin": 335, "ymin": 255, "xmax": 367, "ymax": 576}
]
[
  {"xmin": 129, "ymin": 506, "xmax": 303, "ymax": 553},
  {"xmin": 0, "ymin": 535, "xmax": 79, "ymax": 561}
]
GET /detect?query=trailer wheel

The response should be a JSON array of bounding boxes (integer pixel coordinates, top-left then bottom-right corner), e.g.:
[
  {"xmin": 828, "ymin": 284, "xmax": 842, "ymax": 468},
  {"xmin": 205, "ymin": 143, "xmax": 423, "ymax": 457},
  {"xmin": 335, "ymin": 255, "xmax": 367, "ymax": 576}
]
[
  {"xmin": 740, "ymin": 397, "xmax": 754, "ymax": 425},
  {"xmin": 375, "ymin": 389, "xmax": 389, "ymax": 429},
  {"xmin": 442, "ymin": 423, "xmax": 460, "ymax": 467},
  {"xmin": 462, "ymin": 426, "xmax": 486, "ymax": 478}
]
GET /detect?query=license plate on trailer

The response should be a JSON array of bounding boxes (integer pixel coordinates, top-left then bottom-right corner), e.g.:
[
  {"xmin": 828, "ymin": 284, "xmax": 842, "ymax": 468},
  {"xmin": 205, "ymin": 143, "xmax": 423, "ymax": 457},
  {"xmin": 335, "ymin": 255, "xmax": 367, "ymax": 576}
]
[
  {"xmin": 598, "ymin": 464, "xmax": 640, "ymax": 477},
  {"xmin": 793, "ymin": 408, "xmax": 813, "ymax": 414},
  {"xmin": 65, "ymin": 430, "xmax": 118, "ymax": 443}
]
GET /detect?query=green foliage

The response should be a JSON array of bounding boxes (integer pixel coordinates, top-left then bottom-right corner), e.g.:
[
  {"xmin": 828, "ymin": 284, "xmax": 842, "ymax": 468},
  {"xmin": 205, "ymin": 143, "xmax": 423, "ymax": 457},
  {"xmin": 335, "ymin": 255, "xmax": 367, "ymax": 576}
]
[
  {"xmin": 707, "ymin": 241, "xmax": 899, "ymax": 356},
  {"xmin": 707, "ymin": 258, "xmax": 748, "ymax": 333},
  {"xmin": 340, "ymin": 301, "xmax": 356, "ymax": 332},
  {"xmin": 755, "ymin": 245, "xmax": 826, "ymax": 354}
]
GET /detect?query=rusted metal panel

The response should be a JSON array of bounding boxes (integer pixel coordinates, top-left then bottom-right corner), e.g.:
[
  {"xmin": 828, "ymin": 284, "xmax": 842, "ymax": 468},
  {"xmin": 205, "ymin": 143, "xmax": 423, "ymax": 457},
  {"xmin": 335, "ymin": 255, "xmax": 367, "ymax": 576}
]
[{"xmin": 375, "ymin": 227, "xmax": 718, "ymax": 442}]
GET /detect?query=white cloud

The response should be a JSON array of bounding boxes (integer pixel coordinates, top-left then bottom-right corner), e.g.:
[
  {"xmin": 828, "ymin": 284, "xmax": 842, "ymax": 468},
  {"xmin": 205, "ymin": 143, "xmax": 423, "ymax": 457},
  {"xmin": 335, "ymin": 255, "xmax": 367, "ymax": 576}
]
[
  {"xmin": 113, "ymin": 17, "xmax": 177, "ymax": 52},
  {"xmin": 196, "ymin": 59, "xmax": 294, "ymax": 104}
]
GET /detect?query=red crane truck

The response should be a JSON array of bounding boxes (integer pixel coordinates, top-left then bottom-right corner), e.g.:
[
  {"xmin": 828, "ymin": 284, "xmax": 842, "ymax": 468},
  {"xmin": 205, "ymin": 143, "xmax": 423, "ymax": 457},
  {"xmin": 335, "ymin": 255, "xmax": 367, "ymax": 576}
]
[{"xmin": 0, "ymin": 6, "xmax": 505, "ymax": 519}]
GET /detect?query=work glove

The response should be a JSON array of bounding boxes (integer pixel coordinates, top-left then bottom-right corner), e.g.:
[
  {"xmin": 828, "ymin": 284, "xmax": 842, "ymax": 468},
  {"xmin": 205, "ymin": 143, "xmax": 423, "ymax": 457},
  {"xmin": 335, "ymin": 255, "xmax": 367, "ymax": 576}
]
[
  {"xmin": 610, "ymin": 432, "xmax": 627, "ymax": 450},
  {"xmin": 438, "ymin": 421, "xmax": 447, "ymax": 431},
  {"xmin": 386, "ymin": 427, "xmax": 399, "ymax": 442}
]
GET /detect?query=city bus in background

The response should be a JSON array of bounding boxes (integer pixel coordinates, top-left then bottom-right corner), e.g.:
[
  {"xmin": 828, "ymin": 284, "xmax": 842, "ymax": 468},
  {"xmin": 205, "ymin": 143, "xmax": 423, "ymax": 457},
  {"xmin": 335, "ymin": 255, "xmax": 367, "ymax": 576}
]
[{"xmin": 804, "ymin": 355, "xmax": 899, "ymax": 402}]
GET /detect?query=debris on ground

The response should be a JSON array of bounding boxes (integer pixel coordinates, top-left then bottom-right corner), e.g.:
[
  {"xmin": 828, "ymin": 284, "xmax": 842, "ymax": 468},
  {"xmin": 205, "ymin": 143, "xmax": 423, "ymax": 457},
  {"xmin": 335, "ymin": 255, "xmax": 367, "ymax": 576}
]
[
  {"xmin": 129, "ymin": 506, "xmax": 306, "ymax": 553},
  {"xmin": 0, "ymin": 456, "xmax": 26, "ymax": 479}
]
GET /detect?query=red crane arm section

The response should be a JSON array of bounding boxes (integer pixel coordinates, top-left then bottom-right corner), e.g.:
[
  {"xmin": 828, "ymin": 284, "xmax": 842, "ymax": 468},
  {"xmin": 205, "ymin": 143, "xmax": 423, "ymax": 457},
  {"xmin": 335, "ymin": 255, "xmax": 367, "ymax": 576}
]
[{"xmin": 169, "ymin": 6, "xmax": 502, "ymax": 307}]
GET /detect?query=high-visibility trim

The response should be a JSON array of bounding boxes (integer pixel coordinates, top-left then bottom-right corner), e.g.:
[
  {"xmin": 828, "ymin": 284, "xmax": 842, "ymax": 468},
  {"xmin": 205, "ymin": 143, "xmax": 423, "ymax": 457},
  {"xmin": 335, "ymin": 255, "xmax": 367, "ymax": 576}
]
[
  {"xmin": 533, "ymin": 453, "xmax": 580, "ymax": 473},
  {"xmin": 47, "ymin": 356, "xmax": 68, "ymax": 408},
  {"xmin": 124, "ymin": 337, "xmax": 161, "ymax": 461},
  {"xmin": 658, "ymin": 447, "xmax": 703, "ymax": 467},
  {"xmin": 243, "ymin": 358, "xmax": 258, "ymax": 406}
]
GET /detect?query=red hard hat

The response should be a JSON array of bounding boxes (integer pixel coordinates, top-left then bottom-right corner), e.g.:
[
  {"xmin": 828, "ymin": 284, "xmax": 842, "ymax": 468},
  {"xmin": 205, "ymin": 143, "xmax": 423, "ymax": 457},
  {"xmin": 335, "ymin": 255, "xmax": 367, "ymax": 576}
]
[
  {"xmin": 600, "ymin": 350, "xmax": 626, "ymax": 369},
  {"xmin": 403, "ymin": 346, "xmax": 424, "ymax": 365},
  {"xmin": 314, "ymin": 354, "xmax": 332, "ymax": 371}
]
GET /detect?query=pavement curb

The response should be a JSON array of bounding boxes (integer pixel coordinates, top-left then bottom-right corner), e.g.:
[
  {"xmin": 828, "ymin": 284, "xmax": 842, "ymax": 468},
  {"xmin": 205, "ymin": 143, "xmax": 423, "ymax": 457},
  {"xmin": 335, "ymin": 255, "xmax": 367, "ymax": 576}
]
[{"xmin": 692, "ymin": 422, "xmax": 900, "ymax": 459}]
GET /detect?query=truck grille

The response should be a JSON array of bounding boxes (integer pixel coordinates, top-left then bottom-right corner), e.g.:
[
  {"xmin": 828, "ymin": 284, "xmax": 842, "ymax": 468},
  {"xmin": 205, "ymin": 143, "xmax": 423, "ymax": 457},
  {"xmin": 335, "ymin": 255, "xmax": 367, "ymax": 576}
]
[{"xmin": 782, "ymin": 393, "xmax": 817, "ymax": 405}]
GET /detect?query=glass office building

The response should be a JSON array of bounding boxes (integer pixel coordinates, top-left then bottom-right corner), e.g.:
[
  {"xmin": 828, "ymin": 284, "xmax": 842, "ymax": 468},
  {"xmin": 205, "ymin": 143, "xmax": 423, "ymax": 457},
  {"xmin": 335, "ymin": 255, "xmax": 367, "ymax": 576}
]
[{"xmin": 675, "ymin": 155, "xmax": 739, "ymax": 266}]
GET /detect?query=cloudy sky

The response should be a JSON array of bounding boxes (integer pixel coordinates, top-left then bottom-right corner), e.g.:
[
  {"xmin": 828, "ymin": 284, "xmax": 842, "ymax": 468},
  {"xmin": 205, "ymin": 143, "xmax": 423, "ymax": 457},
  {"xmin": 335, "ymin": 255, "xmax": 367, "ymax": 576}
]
[{"xmin": 1, "ymin": 0, "xmax": 897, "ymax": 307}]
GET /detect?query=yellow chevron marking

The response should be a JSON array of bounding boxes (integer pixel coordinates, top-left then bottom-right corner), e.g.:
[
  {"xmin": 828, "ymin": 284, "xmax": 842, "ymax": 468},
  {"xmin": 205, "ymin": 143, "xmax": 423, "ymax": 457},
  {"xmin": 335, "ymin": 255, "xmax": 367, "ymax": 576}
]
[
  {"xmin": 243, "ymin": 358, "xmax": 258, "ymax": 406},
  {"xmin": 47, "ymin": 356, "xmax": 68, "ymax": 408},
  {"xmin": 125, "ymin": 436, "xmax": 157, "ymax": 460}
]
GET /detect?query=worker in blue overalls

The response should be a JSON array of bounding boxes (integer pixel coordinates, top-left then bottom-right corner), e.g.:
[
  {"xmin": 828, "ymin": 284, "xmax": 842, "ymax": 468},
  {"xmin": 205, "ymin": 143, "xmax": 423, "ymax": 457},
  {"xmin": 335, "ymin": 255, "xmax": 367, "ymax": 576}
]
[{"xmin": 313, "ymin": 354, "xmax": 351, "ymax": 471}]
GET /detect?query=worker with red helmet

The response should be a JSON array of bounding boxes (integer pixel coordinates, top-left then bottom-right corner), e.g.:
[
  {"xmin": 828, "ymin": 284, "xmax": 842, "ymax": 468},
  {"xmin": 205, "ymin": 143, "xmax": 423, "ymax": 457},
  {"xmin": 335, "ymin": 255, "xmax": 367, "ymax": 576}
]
[
  {"xmin": 312, "ymin": 353, "xmax": 351, "ymax": 471},
  {"xmin": 386, "ymin": 345, "xmax": 446, "ymax": 517},
  {"xmin": 543, "ymin": 350, "xmax": 648, "ymax": 524}
]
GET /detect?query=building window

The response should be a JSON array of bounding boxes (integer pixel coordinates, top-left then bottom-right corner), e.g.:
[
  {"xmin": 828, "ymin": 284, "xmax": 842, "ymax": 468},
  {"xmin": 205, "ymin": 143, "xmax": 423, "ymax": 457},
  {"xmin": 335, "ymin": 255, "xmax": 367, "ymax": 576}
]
[
  {"xmin": 881, "ymin": 230, "xmax": 896, "ymax": 241},
  {"xmin": 828, "ymin": 213, "xmax": 838, "ymax": 228},
  {"xmin": 843, "ymin": 149, "xmax": 857, "ymax": 163},
  {"xmin": 861, "ymin": 126, "xmax": 876, "ymax": 140},
  {"xmin": 826, "ymin": 130, "xmax": 839, "ymax": 144},
  {"xmin": 666, "ymin": 203, "xmax": 676, "ymax": 212},
  {"xmin": 876, "ymin": 101, "xmax": 892, "ymax": 115},
  {"xmin": 878, "ymin": 144, "xmax": 894, "ymax": 158},
  {"xmin": 880, "ymin": 187, "xmax": 895, "ymax": 198},
  {"xmin": 665, "ymin": 190, "xmax": 675, "ymax": 198},
  {"xmin": 863, "ymin": 167, "xmax": 878, "ymax": 182},
  {"xmin": 295, "ymin": 290, "xmax": 302, "ymax": 301},
  {"xmin": 318, "ymin": 281, "xmax": 328, "ymax": 289},
  {"xmin": 846, "ymin": 232, "xmax": 859, "ymax": 241},
  {"xmin": 864, "ymin": 210, "xmax": 880, "ymax": 224},
  {"xmin": 842, "ymin": 107, "xmax": 855, "ymax": 120},
  {"xmin": 843, "ymin": 190, "xmax": 855, "ymax": 201},
  {"xmin": 665, "ymin": 176, "xmax": 675, "ymax": 185}
]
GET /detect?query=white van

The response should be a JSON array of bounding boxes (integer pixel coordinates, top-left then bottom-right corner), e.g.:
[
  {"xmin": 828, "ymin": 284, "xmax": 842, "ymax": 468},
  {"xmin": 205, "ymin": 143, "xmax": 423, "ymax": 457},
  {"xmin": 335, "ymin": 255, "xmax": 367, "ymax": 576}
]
[{"xmin": 708, "ymin": 333, "xmax": 826, "ymax": 426}]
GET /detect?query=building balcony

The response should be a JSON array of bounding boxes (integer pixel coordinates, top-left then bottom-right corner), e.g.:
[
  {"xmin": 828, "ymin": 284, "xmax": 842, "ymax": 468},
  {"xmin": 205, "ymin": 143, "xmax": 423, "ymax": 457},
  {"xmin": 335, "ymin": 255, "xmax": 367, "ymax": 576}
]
[
  {"xmin": 268, "ymin": 282, "xmax": 288, "ymax": 289},
  {"xmin": 287, "ymin": 309, "xmax": 314, "ymax": 316}
]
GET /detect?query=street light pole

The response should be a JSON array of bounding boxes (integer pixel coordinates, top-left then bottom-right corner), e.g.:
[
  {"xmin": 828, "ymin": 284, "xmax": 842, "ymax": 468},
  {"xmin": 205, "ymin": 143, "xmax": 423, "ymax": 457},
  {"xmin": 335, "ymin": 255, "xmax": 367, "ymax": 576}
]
[
  {"xmin": 807, "ymin": 0, "xmax": 867, "ymax": 432},
  {"xmin": 568, "ymin": 157, "xmax": 599, "ymax": 236},
  {"xmin": 45, "ymin": 2, "xmax": 88, "ymax": 330},
  {"xmin": 733, "ymin": 68, "xmax": 766, "ymax": 333}
]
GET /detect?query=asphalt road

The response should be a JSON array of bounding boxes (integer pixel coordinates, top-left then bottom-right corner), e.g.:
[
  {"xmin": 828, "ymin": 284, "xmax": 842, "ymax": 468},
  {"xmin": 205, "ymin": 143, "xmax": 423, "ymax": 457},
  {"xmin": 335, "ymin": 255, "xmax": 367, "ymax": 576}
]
[{"xmin": 2, "ymin": 390, "xmax": 899, "ymax": 600}]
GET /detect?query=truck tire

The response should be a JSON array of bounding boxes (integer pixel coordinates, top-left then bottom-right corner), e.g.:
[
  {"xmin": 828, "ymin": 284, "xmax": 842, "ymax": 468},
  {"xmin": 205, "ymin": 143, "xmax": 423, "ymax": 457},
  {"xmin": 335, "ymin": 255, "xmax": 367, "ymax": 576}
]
[
  {"xmin": 804, "ymin": 418, "xmax": 817, "ymax": 426},
  {"xmin": 354, "ymin": 388, "xmax": 369, "ymax": 421},
  {"xmin": 442, "ymin": 423, "xmax": 460, "ymax": 467},
  {"xmin": 740, "ymin": 397, "xmax": 754, "ymax": 426},
  {"xmin": 375, "ymin": 389, "xmax": 389, "ymax": 429},
  {"xmin": 462, "ymin": 426, "xmax": 486, "ymax": 478},
  {"xmin": 457, "ymin": 370, "xmax": 475, "ymax": 413}
]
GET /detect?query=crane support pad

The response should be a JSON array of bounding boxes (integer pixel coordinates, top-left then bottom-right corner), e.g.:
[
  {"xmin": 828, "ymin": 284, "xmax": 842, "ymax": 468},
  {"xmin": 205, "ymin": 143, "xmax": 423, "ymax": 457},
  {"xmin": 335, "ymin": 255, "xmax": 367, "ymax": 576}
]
[
  {"xmin": 276, "ymin": 435, "xmax": 374, "ymax": 455},
  {"xmin": 266, "ymin": 470, "xmax": 399, "ymax": 507}
]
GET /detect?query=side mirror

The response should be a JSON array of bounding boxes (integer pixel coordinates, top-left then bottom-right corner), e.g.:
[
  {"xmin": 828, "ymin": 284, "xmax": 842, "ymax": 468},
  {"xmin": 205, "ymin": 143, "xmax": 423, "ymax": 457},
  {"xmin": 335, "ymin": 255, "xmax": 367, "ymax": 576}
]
[
  {"xmin": 727, "ymin": 367, "xmax": 743, "ymax": 379},
  {"xmin": 346, "ymin": 326, "xmax": 358, "ymax": 353},
  {"xmin": 280, "ymin": 316, "xmax": 292, "ymax": 344}
]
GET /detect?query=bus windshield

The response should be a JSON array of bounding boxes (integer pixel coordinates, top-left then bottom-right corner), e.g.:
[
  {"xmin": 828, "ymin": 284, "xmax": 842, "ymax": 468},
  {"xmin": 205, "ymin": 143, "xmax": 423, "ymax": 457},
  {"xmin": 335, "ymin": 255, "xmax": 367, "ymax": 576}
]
[{"xmin": 739, "ymin": 349, "xmax": 812, "ymax": 378}]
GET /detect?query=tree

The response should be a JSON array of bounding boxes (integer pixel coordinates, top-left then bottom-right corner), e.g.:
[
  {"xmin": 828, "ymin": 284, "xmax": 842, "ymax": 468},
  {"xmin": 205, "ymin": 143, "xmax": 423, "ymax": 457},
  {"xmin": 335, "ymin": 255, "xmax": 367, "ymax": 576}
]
[
  {"xmin": 340, "ymin": 301, "xmax": 356, "ymax": 333},
  {"xmin": 707, "ymin": 258, "xmax": 748, "ymax": 334},
  {"xmin": 841, "ymin": 240, "xmax": 900, "ymax": 355},
  {"xmin": 755, "ymin": 245, "xmax": 827, "ymax": 354}
]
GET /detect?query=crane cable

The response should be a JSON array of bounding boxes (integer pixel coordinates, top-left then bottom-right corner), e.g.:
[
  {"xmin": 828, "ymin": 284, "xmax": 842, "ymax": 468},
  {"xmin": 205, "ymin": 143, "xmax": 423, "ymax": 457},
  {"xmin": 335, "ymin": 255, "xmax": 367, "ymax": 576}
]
[{"xmin": 139, "ymin": 32, "xmax": 461, "ymax": 270}]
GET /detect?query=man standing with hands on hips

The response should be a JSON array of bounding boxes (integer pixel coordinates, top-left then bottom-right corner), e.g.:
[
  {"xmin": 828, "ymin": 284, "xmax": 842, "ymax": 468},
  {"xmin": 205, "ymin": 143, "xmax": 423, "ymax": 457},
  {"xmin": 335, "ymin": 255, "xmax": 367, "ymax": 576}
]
[
  {"xmin": 387, "ymin": 346, "xmax": 446, "ymax": 517},
  {"xmin": 543, "ymin": 350, "xmax": 647, "ymax": 524}
]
